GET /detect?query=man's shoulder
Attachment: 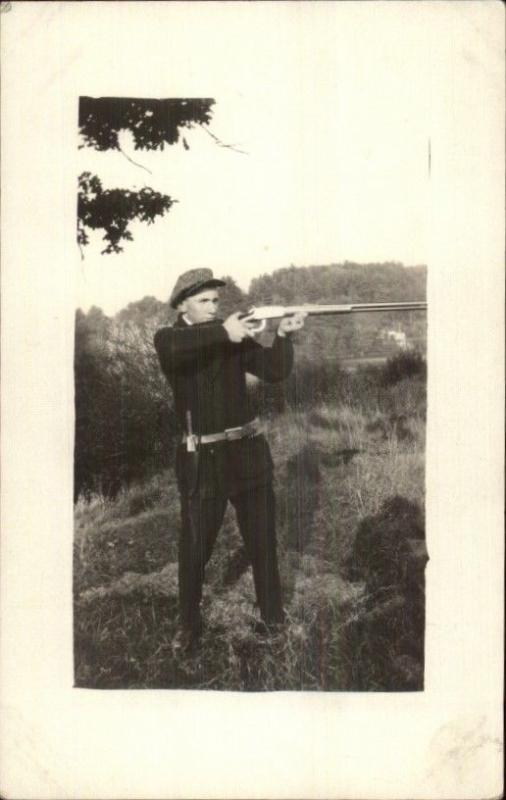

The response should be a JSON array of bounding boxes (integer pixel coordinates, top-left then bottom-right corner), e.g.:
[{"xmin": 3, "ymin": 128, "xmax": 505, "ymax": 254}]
[{"xmin": 153, "ymin": 326, "xmax": 173, "ymax": 348}]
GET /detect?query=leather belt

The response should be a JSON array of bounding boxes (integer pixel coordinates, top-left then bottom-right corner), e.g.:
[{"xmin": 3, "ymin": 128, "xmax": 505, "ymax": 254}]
[{"xmin": 183, "ymin": 417, "xmax": 260, "ymax": 446}]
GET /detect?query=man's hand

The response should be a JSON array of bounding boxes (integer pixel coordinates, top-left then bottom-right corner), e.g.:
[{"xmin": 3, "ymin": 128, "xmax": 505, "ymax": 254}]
[
  {"xmin": 223, "ymin": 311, "xmax": 256, "ymax": 343},
  {"xmin": 277, "ymin": 312, "xmax": 307, "ymax": 337}
]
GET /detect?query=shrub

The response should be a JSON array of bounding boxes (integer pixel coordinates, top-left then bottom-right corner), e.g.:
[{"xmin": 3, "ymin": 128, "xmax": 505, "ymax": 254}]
[
  {"xmin": 339, "ymin": 495, "xmax": 428, "ymax": 690},
  {"xmin": 381, "ymin": 350, "xmax": 427, "ymax": 386}
]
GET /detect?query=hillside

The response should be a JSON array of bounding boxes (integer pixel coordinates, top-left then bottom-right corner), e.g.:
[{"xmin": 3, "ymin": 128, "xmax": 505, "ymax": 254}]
[{"xmin": 74, "ymin": 360, "xmax": 427, "ymax": 691}]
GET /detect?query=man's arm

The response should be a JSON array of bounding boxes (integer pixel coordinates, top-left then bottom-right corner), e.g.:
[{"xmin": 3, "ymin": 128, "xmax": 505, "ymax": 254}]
[
  {"xmin": 241, "ymin": 311, "xmax": 306, "ymax": 383},
  {"xmin": 154, "ymin": 322, "xmax": 228, "ymax": 379},
  {"xmin": 154, "ymin": 311, "xmax": 264, "ymax": 379}
]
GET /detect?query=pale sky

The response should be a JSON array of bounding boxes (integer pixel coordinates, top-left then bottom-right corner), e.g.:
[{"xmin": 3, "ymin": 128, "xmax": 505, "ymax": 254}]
[{"xmin": 76, "ymin": 3, "xmax": 433, "ymax": 314}]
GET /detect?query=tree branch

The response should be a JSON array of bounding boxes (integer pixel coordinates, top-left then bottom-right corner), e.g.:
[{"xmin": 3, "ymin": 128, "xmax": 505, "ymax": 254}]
[
  {"xmin": 202, "ymin": 127, "xmax": 249, "ymax": 155},
  {"xmin": 118, "ymin": 146, "xmax": 153, "ymax": 174}
]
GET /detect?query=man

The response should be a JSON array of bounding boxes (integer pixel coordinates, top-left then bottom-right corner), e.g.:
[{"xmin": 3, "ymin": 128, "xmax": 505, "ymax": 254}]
[{"xmin": 154, "ymin": 268, "xmax": 306, "ymax": 652}]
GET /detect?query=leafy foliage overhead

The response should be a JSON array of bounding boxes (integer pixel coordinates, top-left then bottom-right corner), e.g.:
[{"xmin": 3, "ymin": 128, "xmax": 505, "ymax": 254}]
[
  {"xmin": 77, "ymin": 172, "xmax": 175, "ymax": 254},
  {"xmin": 79, "ymin": 96, "xmax": 215, "ymax": 151}
]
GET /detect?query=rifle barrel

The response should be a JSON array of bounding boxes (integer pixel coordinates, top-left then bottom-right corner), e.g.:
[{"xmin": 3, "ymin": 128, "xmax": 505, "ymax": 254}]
[
  {"xmin": 290, "ymin": 302, "xmax": 427, "ymax": 315},
  {"xmin": 349, "ymin": 301, "xmax": 427, "ymax": 313}
]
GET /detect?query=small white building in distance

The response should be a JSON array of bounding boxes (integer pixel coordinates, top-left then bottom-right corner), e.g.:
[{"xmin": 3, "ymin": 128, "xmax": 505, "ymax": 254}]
[{"xmin": 383, "ymin": 329, "xmax": 408, "ymax": 349}]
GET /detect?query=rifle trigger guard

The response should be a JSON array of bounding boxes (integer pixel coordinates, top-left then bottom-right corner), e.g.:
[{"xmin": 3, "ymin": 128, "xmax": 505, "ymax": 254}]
[{"xmin": 248, "ymin": 318, "xmax": 266, "ymax": 334}]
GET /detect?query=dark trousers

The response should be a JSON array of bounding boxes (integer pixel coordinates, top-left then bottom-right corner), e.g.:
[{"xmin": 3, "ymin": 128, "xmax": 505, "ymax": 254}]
[{"xmin": 178, "ymin": 483, "xmax": 284, "ymax": 633}]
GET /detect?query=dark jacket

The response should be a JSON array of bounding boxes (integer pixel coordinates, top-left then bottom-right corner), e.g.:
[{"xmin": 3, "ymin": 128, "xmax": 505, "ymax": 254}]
[
  {"xmin": 154, "ymin": 314, "xmax": 294, "ymax": 497},
  {"xmin": 154, "ymin": 315, "xmax": 293, "ymax": 434}
]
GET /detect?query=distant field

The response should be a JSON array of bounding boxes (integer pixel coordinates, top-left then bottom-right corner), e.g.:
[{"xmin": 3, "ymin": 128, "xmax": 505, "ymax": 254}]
[{"xmin": 74, "ymin": 379, "xmax": 427, "ymax": 691}]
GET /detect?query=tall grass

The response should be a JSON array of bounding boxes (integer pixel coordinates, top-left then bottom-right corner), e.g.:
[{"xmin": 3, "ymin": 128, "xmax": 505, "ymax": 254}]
[{"xmin": 74, "ymin": 371, "xmax": 427, "ymax": 691}]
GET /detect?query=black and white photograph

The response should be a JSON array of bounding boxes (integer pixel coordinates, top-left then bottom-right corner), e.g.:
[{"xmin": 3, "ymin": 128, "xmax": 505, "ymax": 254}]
[
  {"xmin": 73, "ymin": 94, "xmax": 428, "ymax": 691},
  {"xmin": 1, "ymin": 2, "xmax": 503, "ymax": 798}
]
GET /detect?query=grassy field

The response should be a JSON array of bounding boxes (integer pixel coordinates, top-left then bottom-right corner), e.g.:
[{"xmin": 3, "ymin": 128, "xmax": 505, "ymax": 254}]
[{"xmin": 74, "ymin": 379, "xmax": 427, "ymax": 691}]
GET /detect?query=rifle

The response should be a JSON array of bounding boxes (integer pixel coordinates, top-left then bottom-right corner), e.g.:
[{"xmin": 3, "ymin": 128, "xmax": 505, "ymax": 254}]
[{"xmin": 241, "ymin": 301, "xmax": 427, "ymax": 334}]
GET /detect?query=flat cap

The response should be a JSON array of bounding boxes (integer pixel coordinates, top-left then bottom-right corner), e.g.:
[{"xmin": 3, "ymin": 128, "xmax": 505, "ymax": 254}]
[{"xmin": 169, "ymin": 268, "xmax": 226, "ymax": 309}]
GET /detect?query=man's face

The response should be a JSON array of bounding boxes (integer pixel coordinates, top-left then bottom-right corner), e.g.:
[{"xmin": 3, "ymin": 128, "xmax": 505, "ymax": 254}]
[{"xmin": 179, "ymin": 289, "xmax": 220, "ymax": 324}]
